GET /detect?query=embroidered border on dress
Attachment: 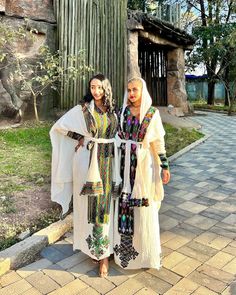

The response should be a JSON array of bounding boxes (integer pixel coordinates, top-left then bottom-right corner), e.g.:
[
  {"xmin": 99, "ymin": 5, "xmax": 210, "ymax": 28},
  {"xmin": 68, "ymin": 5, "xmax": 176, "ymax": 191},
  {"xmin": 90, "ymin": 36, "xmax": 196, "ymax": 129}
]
[
  {"xmin": 86, "ymin": 224, "xmax": 109, "ymax": 259},
  {"xmin": 80, "ymin": 181, "xmax": 103, "ymax": 195},
  {"xmin": 82, "ymin": 103, "xmax": 97, "ymax": 136},
  {"xmin": 118, "ymin": 192, "xmax": 149, "ymax": 235},
  {"xmin": 114, "ymin": 235, "xmax": 139, "ymax": 268}
]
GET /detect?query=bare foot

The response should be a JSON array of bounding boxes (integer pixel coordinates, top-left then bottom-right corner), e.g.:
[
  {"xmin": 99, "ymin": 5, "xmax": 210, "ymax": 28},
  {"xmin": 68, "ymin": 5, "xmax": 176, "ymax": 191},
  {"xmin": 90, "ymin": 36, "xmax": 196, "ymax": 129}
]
[{"xmin": 99, "ymin": 257, "xmax": 109, "ymax": 278}]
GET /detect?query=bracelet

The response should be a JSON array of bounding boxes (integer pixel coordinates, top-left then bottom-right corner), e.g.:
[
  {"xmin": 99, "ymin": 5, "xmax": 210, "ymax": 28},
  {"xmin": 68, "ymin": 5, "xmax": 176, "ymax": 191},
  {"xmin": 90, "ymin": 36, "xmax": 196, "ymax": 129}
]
[{"xmin": 159, "ymin": 153, "xmax": 169, "ymax": 170}]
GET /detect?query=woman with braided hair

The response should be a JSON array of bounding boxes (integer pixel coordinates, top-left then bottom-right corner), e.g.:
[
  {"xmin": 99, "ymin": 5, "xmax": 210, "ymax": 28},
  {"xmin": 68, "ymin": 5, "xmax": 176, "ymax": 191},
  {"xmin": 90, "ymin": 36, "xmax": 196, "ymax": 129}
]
[
  {"xmin": 50, "ymin": 74, "xmax": 121, "ymax": 277},
  {"xmin": 113, "ymin": 77, "xmax": 170, "ymax": 269}
]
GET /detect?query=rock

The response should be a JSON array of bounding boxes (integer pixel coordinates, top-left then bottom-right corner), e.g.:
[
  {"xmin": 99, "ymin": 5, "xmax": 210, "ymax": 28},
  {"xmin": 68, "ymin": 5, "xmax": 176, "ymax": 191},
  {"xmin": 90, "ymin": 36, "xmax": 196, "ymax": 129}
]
[
  {"xmin": 35, "ymin": 177, "xmax": 44, "ymax": 184},
  {"xmin": 168, "ymin": 105, "xmax": 185, "ymax": 117},
  {"xmin": 0, "ymin": 16, "xmax": 56, "ymax": 119},
  {"xmin": 0, "ymin": 0, "xmax": 5, "ymax": 12},
  {"xmin": 0, "ymin": 235, "xmax": 48, "ymax": 269},
  {"xmin": 5, "ymin": 0, "xmax": 56, "ymax": 24},
  {"xmin": 0, "ymin": 80, "xmax": 20, "ymax": 117},
  {"xmin": 18, "ymin": 229, "xmax": 31, "ymax": 240}
]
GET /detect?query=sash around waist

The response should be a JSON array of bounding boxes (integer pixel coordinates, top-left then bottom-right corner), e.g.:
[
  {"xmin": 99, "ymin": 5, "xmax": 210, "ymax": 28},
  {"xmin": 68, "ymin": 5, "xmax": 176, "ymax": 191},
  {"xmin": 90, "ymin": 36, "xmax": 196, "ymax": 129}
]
[
  {"xmin": 81, "ymin": 135, "xmax": 122, "ymax": 190},
  {"xmin": 85, "ymin": 137, "xmax": 116, "ymax": 144}
]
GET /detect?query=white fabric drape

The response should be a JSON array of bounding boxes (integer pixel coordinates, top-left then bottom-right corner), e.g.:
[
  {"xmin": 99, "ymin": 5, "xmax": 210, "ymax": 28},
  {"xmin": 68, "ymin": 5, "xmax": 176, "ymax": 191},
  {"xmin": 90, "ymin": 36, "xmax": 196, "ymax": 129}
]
[
  {"xmin": 50, "ymin": 102, "xmax": 121, "ymax": 214},
  {"xmin": 50, "ymin": 102, "xmax": 120, "ymax": 260},
  {"xmin": 114, "ymin": 78, "xmax": 167, "ymax": 269},
  {"xmin": 118, "ymin": 77, "xmax": 166, "ymax": 202}
]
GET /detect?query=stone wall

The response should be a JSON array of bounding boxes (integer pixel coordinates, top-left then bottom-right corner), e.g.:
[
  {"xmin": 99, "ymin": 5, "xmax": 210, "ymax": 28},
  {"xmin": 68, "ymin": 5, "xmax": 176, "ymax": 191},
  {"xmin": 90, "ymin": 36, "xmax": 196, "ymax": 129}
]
[
  {"xmin": 0, "ymin": 0, "xmax": 56, "ymax": 121},
  {"xmin": 167, "ymin": 48, "xmax": 189, "ymax": 113},
  {"xmin": 127, "ymin": 31, "xmax": 141, "ymax": 80}
]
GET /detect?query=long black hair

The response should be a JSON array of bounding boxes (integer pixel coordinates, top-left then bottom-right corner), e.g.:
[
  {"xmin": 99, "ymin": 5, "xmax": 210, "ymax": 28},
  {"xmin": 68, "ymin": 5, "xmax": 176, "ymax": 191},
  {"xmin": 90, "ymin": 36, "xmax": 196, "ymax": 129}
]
[{"xmin": 83, "ymin": 74, "xmax": 115, "ymax": 113}]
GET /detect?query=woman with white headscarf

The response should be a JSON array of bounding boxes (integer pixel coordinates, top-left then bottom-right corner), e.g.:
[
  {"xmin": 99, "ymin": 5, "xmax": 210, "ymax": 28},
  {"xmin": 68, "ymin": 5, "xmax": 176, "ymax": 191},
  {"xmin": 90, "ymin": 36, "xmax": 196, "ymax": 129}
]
[{"xmin": 114, "ymin": 77, "xmax": 170, "ymax": 269}]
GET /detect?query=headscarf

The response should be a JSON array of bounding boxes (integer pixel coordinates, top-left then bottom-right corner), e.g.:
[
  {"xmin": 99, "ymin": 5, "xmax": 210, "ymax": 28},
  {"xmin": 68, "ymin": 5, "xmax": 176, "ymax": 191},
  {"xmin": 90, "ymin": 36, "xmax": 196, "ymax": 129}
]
[{"xmin": 120, "ymin": 77, "xmax": 152, "ymax": 127}]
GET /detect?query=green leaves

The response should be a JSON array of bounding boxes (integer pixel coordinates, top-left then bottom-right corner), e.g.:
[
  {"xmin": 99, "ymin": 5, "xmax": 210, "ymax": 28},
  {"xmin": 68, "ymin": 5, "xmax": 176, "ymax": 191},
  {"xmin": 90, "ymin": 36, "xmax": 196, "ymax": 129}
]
[
  {"xmin": 187, "ymin": 22, "xmax": 236, "ymax": 77},
  {"xmin": 0, "ymin": 20, "xmax": 93, "ymax": 120}
]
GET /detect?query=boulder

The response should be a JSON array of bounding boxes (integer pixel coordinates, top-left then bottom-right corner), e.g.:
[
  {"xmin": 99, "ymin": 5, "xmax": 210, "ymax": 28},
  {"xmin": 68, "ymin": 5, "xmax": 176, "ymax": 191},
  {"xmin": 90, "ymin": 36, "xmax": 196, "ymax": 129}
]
[
  {"xmin": 5, "ymin": 0, "xmax": 56, "ymax": 24},
  {"xmin": 0, "ymin": 0, "xmax": 5, "ymax": 12},
  {"xmin": 0, "ymin": 80, "xmax": 20, "ymax": 117},
  {"xmin": 0, "ymin": 16, "xmax": 57, "ymax": 119}
]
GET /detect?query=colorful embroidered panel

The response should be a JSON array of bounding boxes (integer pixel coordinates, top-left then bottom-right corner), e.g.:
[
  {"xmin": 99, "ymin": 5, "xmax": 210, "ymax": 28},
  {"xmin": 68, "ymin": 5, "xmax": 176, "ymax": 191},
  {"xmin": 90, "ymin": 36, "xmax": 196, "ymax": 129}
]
[
  {"xmin": 117, "ymin": 106, "xmax": 156, "ymax": 235},
  {"xmin": 83, "ymin": 105, "xmax": 117, "ymax": 224},
  {"xmin": 82, "ymin": 103, "xmax": 97, "ymax": 137},
  {"xmin": 114, "ymin": 235, "xmax": 139, "ymax": 268},
  {"xmin": 118, "ymin": 192, "xmax": 149, "ymax": 235},
  {"xmin": 86, "ymin": 224, "xmax": 109, "ymax": 259}
]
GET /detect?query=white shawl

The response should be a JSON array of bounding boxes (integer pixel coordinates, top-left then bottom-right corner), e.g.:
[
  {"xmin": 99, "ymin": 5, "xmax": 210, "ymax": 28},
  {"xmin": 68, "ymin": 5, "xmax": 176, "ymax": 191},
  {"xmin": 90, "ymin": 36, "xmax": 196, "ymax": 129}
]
[
  {"xmin": 50, "ymin": 101, "xmax": 121, "ymax": 214},
  {"xmin": 117, "ymin": 77, "xmax": 166, "ymax": 201}
]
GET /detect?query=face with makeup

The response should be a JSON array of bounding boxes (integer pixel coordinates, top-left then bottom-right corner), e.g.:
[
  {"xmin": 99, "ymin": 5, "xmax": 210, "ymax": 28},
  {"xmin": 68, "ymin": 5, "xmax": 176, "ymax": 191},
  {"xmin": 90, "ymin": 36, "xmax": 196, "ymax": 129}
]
[
  {"xmin": 127, "ymin": 80, "xmax": 143, "ymax": 106},
  {"xmin": 90, "ymin": 78, "xmax": 105, "ymax": 102}
]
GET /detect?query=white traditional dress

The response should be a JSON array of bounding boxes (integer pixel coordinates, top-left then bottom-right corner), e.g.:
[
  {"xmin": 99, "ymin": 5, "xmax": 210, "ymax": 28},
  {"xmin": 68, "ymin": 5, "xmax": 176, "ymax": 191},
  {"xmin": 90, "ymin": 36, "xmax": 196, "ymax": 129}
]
[
  {"xmin": 50, "ymin": 100, "xmax": 121, "ymax": 260},
  {"xmin": 113, "ymin": 78, "xmax": 168, "ymax": 269}
]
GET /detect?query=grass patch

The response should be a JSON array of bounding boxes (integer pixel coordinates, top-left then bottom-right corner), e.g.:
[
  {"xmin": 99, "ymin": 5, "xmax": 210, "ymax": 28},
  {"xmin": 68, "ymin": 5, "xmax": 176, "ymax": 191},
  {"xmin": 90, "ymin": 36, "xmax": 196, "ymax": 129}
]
[
  {"xmin": 0, "ymin": 196, "xmax": 16, "ymax": 213},
  {"xmin": 29, "ymin": 208, "xmax": 61, "ymax": 233},
  {"xmin": 0, "ymin": 122, "xmax": 61, "ymax": 251},
  {"xmin": 192, "ymin": 100, "xmax": 236, "ymax": 112},
  {"xmin": 0, "ymin": 223, "xmax": 25, "ymax": 250},
  {"xmin": 164, "ymin": 123, "xmax": 204, "ymax": 157},
  {"xmin": 0, "ymin": 236, "xmax": 20, "ymax": 251},
  {"xmin": 0, "ymin": 122, "xmax": 52, "ymax": 195}
]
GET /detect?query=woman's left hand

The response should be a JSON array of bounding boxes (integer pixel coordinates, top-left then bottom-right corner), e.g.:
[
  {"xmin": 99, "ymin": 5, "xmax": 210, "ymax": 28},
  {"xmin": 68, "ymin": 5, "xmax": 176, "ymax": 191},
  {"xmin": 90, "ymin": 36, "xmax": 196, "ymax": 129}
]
[
  {"xmin": 162, "ymin": 169, "xmax": 170, "ymax": 184},
  {"xmin": 75, "ymin": 137, "xmax": 85, "ymax": 152}
]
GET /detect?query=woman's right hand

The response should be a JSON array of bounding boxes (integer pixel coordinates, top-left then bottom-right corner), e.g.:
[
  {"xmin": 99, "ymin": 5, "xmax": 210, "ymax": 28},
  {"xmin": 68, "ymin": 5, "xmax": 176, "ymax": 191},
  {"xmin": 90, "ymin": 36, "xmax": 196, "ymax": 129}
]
[
  {"xmin": 162, "ymin": 169, "xmax": 170, "ymax": 184},
  {"xmin": 75, "ymin": 137, "xmax": 85, "ymax": 152}
]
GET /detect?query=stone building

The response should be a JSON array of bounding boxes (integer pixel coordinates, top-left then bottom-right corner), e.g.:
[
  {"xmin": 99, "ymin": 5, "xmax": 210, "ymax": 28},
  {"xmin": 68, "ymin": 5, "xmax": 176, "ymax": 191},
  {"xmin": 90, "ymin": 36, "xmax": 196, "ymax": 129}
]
[{"xmin": 127, "ymin": 11, "xmax": 195, "ymax": 114}]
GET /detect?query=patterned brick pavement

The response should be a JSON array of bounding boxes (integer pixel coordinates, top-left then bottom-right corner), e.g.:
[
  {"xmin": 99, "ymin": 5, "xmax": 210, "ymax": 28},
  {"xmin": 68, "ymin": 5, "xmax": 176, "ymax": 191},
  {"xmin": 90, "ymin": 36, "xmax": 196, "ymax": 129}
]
[{"xmin": 1, "ymin": 111, "xmax": 236, "ymax": 295}]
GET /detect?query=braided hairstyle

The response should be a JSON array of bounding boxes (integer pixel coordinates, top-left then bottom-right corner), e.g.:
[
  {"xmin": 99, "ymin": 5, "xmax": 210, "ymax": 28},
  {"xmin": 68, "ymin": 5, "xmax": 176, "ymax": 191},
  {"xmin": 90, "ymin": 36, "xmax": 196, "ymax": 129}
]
[{"xmin": 83, "ymin": 73, "xmax": 115, "ymax": 113}]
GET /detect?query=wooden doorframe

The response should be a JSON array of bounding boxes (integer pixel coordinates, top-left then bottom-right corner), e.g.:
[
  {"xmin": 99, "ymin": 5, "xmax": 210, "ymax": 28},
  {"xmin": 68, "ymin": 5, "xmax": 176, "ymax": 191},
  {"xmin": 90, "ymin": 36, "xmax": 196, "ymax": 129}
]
[{"xmin": 138, "ymin": 38, "xmax": 168, "ymax": 106}]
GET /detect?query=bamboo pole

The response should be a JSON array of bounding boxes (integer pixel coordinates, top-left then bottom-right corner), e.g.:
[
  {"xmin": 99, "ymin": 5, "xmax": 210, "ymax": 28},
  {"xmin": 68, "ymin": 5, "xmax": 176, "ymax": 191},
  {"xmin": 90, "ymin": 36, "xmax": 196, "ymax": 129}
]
[{"xmin": 54, "ymin": 0, "xmax": 127, "ymax": 110}]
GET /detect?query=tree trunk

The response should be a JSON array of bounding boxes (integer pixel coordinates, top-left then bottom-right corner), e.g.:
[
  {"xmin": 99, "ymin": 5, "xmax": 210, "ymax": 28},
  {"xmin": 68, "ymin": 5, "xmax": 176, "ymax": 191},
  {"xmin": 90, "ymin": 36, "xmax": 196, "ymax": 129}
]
[
  {"xmin": 33, "ymin": 93, "xmax": 39, "ymax": 121},
  {"xmin": 228, "ymin": 102, "xmax": 233, "ymax": 116},
  {"xmin": 224, "ymin": 86, "xmax": 233, "ymax": 116},
  {"xmin": 142, "ymin": 0, "xmax": 146, "ymax": 12},
  {"xmin": 207, "ymin": 80, "xmax": 215, "ymax": 105},
  {"xmin": 224, "ymin": 65, "xmax": 230, "ymax": 106},
  {"xmin": 199, "ymin": 0, "xmax": 207, "ymax": 26},
  {"xmin": 225, "ymin": 88, "xmax": 229, "ymax": 106}
]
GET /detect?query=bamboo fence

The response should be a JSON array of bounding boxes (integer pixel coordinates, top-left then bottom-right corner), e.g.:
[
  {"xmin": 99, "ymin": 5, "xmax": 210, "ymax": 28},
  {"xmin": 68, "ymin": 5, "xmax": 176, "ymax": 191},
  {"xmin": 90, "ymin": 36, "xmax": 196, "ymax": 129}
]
[{"xmin": 54, "ymin": 0, "xmax": 127, "ymax": 109}]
